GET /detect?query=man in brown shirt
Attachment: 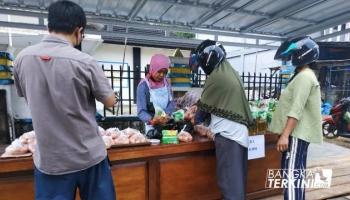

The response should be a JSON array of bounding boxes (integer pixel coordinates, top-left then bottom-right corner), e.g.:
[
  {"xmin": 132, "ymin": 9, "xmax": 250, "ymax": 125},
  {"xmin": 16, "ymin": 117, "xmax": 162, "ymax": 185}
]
[{"xmin": 13, "ymin": 1, "xmax": 116, "ymax": 199}]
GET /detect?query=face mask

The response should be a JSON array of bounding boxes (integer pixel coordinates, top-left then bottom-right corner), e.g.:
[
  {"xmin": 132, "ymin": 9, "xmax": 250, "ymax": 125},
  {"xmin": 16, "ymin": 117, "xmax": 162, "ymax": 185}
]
[{"xmin": 281, "ymin": 62, "xmax": 295, "ymax": 74}]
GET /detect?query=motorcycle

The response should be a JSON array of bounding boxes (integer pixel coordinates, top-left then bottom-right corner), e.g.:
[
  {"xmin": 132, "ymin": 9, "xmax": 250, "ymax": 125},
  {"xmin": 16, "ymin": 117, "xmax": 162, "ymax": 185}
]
[{"xmin": 322, "ymin": 97, "xmax": 350, "ymax": 139}]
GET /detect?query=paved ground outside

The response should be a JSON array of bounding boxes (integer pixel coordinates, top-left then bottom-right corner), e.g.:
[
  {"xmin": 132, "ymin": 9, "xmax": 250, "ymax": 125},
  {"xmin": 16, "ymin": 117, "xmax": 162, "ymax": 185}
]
[{"xmin": 260, "ymin": 137, "xmax": 350, "ymax": 200}]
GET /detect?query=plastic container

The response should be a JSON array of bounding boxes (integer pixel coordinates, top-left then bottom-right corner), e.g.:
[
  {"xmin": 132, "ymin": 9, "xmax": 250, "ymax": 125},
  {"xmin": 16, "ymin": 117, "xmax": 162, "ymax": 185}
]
[
  {"xmin": 149, "ymin": 139, "xmax": 160, "ymax": 145},
  {"xmin": 161, "ymin": 130, "xmax": 179, "ymax": 144}
]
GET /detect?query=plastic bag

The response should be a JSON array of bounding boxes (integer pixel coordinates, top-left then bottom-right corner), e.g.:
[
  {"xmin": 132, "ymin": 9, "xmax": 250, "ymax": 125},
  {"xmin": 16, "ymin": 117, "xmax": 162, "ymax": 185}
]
[
  {"xmin": 344, "ymin": 111, "xmax": 350, "ymax": 123},
  {"xmin": 154, "ymin": 105, "xmax": 166, "ymax": 117},
  {"xmin": 178, "ymin": 131, "xmax": 193, "ymax": 142},
  {"xmin": 172, "ymin": 109, "xmax": 185, "ymax": 122}
]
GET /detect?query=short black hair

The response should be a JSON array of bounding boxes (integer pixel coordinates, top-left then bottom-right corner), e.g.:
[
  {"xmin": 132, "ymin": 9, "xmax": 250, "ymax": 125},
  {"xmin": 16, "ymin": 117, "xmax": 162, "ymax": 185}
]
[{"xmin": 48, "ymin": 0, "xmax": 86, "ymax": 34}]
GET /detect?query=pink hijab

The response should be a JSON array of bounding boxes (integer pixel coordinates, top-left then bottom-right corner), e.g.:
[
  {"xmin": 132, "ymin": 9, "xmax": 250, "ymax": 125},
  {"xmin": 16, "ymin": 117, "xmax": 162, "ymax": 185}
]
[{"xmin": 145, "ymin": 54, "xmax": 171, "ymax": 89}]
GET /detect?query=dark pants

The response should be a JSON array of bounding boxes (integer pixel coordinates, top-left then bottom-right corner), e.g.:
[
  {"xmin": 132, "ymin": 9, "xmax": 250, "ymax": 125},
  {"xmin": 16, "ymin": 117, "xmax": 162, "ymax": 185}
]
[
  {"xmin": 215, "ymin": 134, "xmax": 248, "ymax": 200},
  {"xmin": 34, "ymin": 157, "xmax": 116, "ymax": 200},
  {"xmin": 281, "ymin": 136, "xmax": 309, "ymax": 200}
]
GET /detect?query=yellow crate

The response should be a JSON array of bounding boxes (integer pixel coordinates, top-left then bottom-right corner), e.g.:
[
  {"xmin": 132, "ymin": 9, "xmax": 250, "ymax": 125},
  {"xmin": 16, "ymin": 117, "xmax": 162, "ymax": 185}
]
[
  {"xmin": 249, "ymin": 120, "xmax": 268, "ymax": 136},
  {"xmin": 256, "ymin": 120, "xmax": 267, "ymax": 133},
  {"xmin": 0, "ymin": 58, "xmax": 12, "ymax": 66},
  {"xmin": 248, "ymin": 126, "xmax": 257, "ymax": 136},
  {"xmin": 170, "ymin": 67, "xmax": 191, "ymax": 74},
  {"xmin": 170, "ymin": 77, "xmax": 191, "ymax": 83},
  {"xmin": 0, "ymin": 71, "xmax": 11, "ymax": 79}
]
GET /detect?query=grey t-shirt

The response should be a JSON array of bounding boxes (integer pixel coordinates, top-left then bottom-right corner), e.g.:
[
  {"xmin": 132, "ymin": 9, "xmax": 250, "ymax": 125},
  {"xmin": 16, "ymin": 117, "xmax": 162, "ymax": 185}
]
[{"xmin": 13, "ymin": 34, "xmax": 114, "ymax": 175}]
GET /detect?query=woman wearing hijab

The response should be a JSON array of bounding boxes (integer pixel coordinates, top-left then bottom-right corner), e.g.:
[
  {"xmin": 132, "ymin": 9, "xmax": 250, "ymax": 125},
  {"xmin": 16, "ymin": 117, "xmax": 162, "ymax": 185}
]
[
  {"xmin": 269, "ymin": 37, "xmax": 322, "ymax": 200},
  {"xmin": 137, "ymin": 54, "xmax": 175, "ymax": 135},
  {"xmin": 190, "ymin": 40, "xmax": 253, "ymax": 200}
]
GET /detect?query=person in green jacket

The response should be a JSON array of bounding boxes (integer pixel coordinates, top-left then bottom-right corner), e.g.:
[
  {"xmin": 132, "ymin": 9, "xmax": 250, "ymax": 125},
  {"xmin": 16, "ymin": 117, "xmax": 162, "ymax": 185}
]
[{"xmin": 269, "ymin": 36, "xmax": 322, "ymax": 200}]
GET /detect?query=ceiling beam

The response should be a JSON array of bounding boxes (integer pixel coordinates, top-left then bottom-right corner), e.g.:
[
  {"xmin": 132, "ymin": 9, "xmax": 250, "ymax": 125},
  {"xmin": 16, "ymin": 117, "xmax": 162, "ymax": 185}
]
[
  {"xmin": 38, "ymin": 0, "xmax": 45, "ymax": 9},
  {"xmin": 111, "ymin": 0, "xmax": 120, "ymax": 17},
  {"xmin": 0, "ymin": 20, "xmax": 279, "ymax": 49},
  {"xmin": 211, "ymin": 0, "xmax": 259, "ymax": 25},
  {"xmin": 86, "ymin": 18, "xmax": 284, "ymax": 41},
  {"xmin": 235, "ymin": 0, "xmax": 258, "ymax": 12},
  {"xmin": 159, "ymin": 4, "xmax": 173, "ymax": 21},
  {"xmin": 286, "ymin": 11, "xmax": 350, "ymax": 37},
  {"xmin": 0, "ymin": 7, "xmax": 285, "ymax": 41},
  {"xmin": 314, "ymin": 28, "xmax": 350, "ymax": 41},
  {"xmin": 99, "ymin": 32, "xmax": 279, "ymax": 49},
  {"xmin": 95, "ymin": 0, "xmax": 106, "ymax": 15},
  {"xmin": 150, "ymin": 0, "xmax": 316, "ymax": 24},
  {"xmin": 193, "ymin": 0, "xmax": 241, "ymax": 26},
  {"xmin": 210, "ymin": 13, "xmax": 232, "ymax": 26},
  {"xmin": 241, "ymin": 0, "xmax": 325, "ymax": 32},
  {"xmin": 0, "ymin": 21, "xmax": 46, "ymax": 30},
  {"xmin": 128, "ymin": 0, "xmax": 147, "ymax": 21},
  {"xmin": 227, "ymin": 48, "xmax": 271, "ymax": 58}
]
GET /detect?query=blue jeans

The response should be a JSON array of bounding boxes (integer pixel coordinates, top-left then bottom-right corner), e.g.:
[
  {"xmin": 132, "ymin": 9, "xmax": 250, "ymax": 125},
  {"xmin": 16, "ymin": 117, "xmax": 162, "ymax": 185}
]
[{"xmin": 34, "ymin": 157, "xmax": 116, "ymax": 200}]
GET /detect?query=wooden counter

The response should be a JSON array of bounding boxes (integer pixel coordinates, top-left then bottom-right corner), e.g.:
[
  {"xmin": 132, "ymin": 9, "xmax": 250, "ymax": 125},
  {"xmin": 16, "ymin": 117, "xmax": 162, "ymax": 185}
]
[{"xmin": 0, "ymin": 134, "xmax": 281, "ymax": 200}]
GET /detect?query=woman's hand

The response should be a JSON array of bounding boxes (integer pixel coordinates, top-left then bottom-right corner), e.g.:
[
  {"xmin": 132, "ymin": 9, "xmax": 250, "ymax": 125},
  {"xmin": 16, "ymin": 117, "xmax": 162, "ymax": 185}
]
[
  {"xmin": 277, "ymin": 117, "xmax": 297, "ymax": 152},
  {"xmin": 276, "ymin": 135, "xmax": 289, "ymax": 152},
  {"xmin": 194, "ymin": 124, "xmax": 211, "ymax": 137},
  {"xmin": 150, "ymin": 116, "xmax": 169, "ymax": 126},
  {"xmin": 184, "ymin": 105, "xmax": 198, "ymax": 124}
]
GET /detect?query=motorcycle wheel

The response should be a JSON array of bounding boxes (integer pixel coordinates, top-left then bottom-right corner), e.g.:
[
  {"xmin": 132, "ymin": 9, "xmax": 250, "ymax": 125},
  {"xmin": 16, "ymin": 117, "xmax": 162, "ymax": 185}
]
[{"xmin": 322, "ymin": 121, "xmax": 338, "ymax": 139}]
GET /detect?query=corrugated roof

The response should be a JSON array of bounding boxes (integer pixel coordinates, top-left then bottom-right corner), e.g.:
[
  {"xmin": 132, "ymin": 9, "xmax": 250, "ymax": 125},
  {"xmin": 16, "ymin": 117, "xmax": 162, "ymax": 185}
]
[{"xmin": 1, "ymin": 0, "xmax": 350, "ymax": 48}]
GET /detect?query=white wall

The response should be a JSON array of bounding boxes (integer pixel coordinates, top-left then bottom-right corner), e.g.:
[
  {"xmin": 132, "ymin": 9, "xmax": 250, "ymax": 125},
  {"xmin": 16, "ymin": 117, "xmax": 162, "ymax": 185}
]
[
  {"xmin": 228, "ymin": 50, "xmax": 280, "ymax": 74},
  {"xmin": 92, "ymin": 43, "xmax": 191, "ymax": 69},
  {"xmin": 93, "ymin": 43, "xmax": 134, "ymax": 66},
  {"xmin": 140, "ymin": 46, "xmax": 191, "ymax": 69}
]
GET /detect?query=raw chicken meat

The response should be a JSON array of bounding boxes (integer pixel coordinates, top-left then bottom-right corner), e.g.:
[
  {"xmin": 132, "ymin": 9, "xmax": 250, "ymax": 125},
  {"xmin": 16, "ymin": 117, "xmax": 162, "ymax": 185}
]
[
  {"xmin": 19, "ymin": 131, "xmax": 35, "ymax": 144},
  {"xmin": 122, "ymin": 128, "xmax": 141, "ymax": 138},
  {"xmin": 113, "ymin": 133, "xmax": 129, "ymax": 145},
  {"xmin": 1, "ymin": 139, "xmax": 29, "ymax": 157},
  {"xmin": 102, "ymin": 127, "xmax": 147, "ymax": 146},
  {"xmin": 129, "ymin": 133, "xmax": 147, "ymax": 144},
  {"xmin": 28, "ymin": 139, "xmax": 36, "ymax": 154},
  {"xmin": 98, "ymin": 126, "xmax": 106, "ymax": 136},
  {"xmin": 106, "ymin": 127, "xmax": 122, "ymax": 139},
  {"xmin": 178, "ymin": 131, "xmax": 193, "ymax": 143},
  {"xmin": 102, "ymin": 135, "xmax": 113, "ymax": 149}
]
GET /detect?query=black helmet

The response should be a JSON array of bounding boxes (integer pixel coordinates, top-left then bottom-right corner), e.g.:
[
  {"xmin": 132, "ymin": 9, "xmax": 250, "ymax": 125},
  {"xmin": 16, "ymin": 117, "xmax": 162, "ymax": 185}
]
[
  {"xmin": 274, "ymin": 36, "xmax": 319, "ymax": 67},
  {"xmin": 189, "ymin": 39, "xmax": 226, "ymax": 75}
]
